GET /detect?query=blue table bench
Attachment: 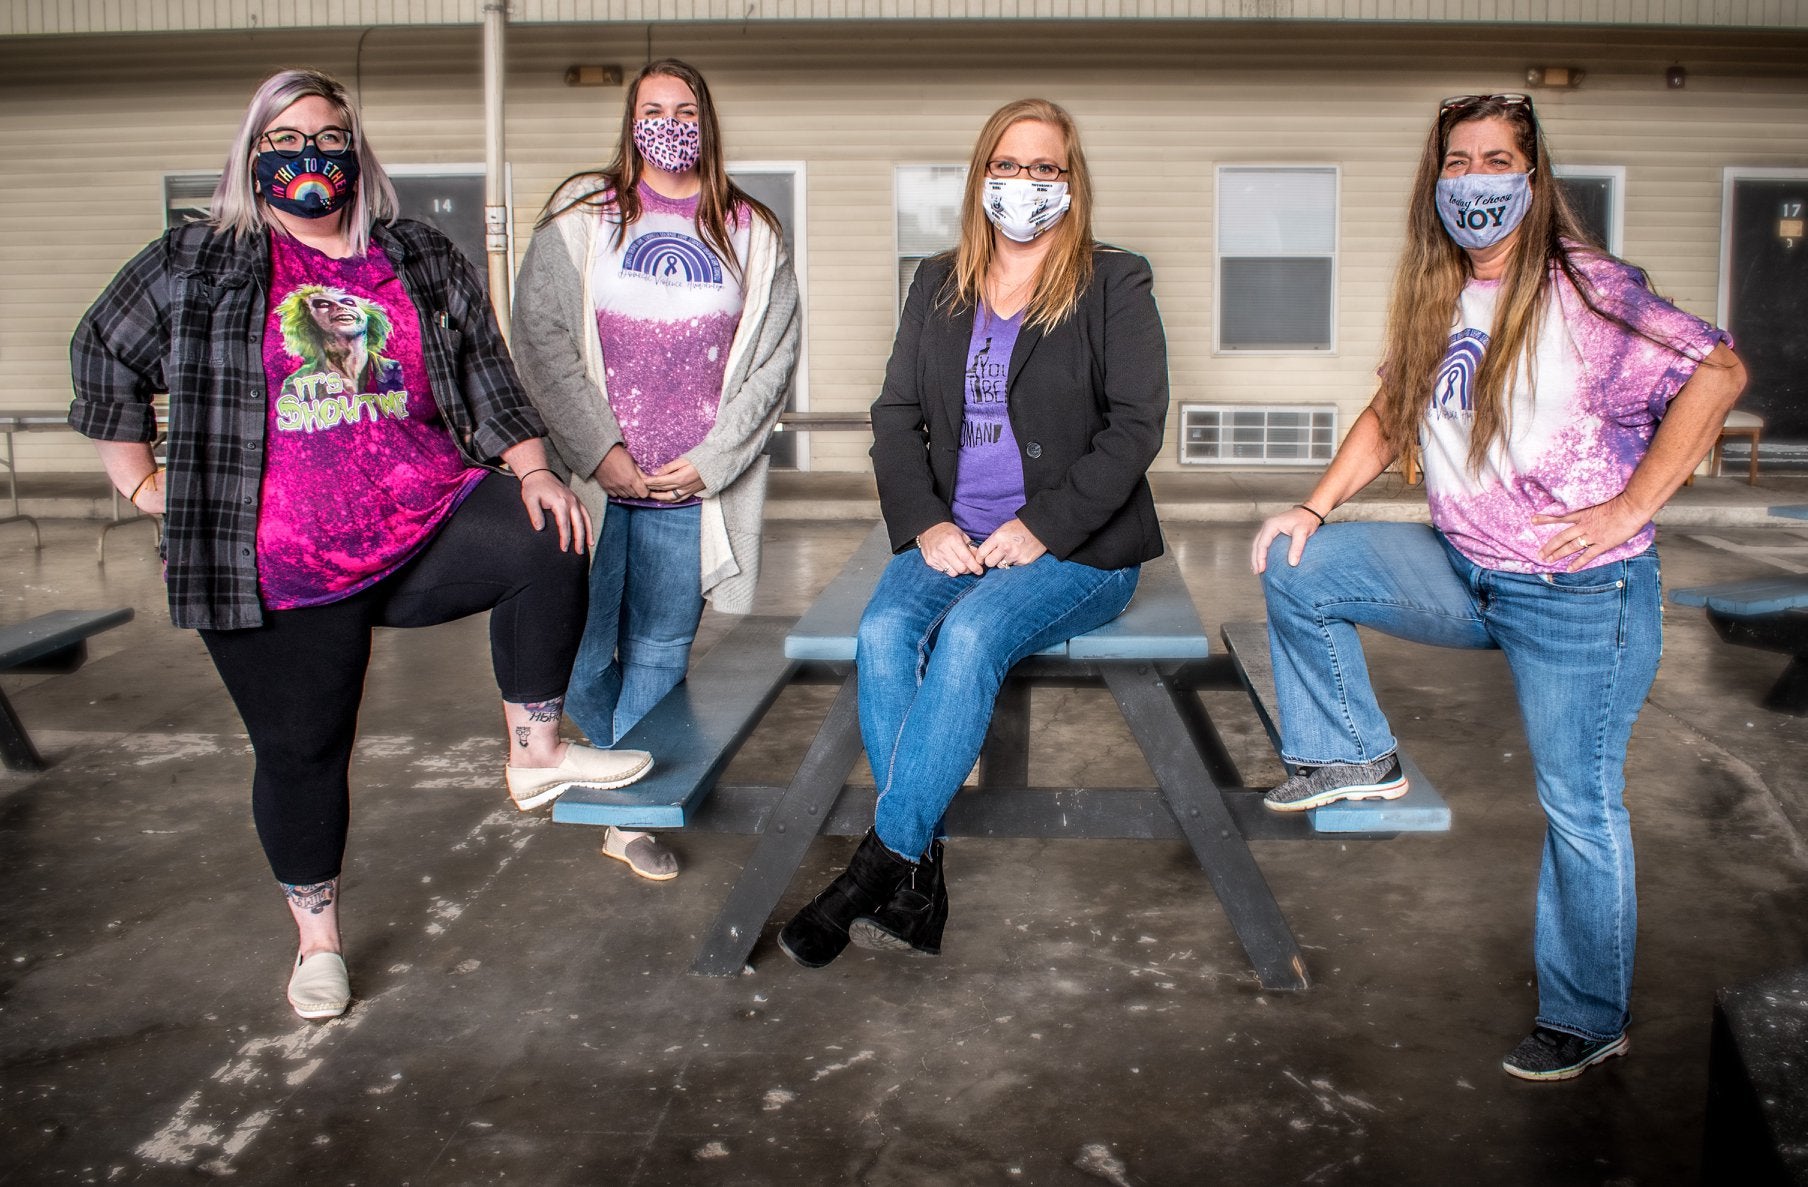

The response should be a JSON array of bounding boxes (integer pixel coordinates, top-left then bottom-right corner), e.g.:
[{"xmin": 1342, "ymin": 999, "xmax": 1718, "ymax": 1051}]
[
  {"xmin": 559, "ymin": 525, "xmax": 1450, "ymax": 989},
  {"xmin": 1671, "ymin": 573, "xmax": 1808, "ymax": 714},
  {"xmin": 0, "ymin": 608, "xmax": 135, "ymax": 770}
]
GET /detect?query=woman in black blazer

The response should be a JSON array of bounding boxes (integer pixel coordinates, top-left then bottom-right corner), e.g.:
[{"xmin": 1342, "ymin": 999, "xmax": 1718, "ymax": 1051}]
[{"xmin": 780, "ymin": 98, "xmax": 1169, "ymax": 968}]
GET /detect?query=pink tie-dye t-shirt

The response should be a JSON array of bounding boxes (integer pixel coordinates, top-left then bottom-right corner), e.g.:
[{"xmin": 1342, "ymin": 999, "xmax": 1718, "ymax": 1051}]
[
  {"xmin": 591, "ymin": 182, "xmax": 748, "ymax": 508},
  {"xmin": 1420, "ymin": 250, "xmax": 1729, "ymax": 573},
  {"xmin": 256, "ymin": 233, "xmax": 484, "ymax": 609}
]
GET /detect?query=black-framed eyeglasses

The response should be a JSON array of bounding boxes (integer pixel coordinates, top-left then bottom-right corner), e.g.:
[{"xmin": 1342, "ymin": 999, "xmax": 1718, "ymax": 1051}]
[
  {"xmin": 1438, "ymin": 93, "xmax": 1533, "ymax": 119},
  {"xmin": 260, "ymin": 127, "xmax": 354, "ymax": 159},
  {"xmin": 986, "ymin": 159, "xmax": 1069, "ymax": 182}
]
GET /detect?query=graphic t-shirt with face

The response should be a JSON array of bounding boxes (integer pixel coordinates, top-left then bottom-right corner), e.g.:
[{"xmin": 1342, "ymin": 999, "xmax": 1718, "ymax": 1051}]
[
  {"xmin": 1420, "ymin": 249, "xmax": 1729, "ymax": 572},
  {"xmin": 256, "ymin": 232, "xmax": 484, "ymax": 608}
]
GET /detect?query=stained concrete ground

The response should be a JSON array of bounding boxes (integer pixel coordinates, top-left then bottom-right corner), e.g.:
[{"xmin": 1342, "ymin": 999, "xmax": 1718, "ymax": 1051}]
[{"xmin": 4, "ymin": 488, "xmax": 1808, "ymax": 1186}]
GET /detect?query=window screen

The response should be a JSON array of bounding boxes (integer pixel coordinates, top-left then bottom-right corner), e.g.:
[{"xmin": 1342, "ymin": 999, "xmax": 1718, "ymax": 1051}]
[{"xmin": 1217, "ymin": 167, "xmax": 1337, "ymax": 351}]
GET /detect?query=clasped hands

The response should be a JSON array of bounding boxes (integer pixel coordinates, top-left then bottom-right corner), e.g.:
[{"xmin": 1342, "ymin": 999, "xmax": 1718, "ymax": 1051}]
[
  {"xmin": 917, "ymin": 518, "xmax": 1046, "ymax": 576},
  {"xmin": 595, "ymin": 443, "xmax": 705, "ymax": 504}
]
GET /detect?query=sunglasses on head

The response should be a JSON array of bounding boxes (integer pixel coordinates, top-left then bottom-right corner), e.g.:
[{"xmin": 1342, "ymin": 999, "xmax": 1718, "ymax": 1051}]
[{"xmin": 1439, "ymin": 93, "xmax": 1534, "ymax": 118}]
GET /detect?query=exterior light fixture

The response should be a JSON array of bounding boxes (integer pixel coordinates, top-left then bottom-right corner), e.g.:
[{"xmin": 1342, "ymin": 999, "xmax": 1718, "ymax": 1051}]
[
  {"xmin": 1525, "ymin": 66, "xmax": 1584, "ymax": 89},
  {"xmin": 1666, "ymin": 65, "xmax": 1688, "ymax": 89},
  {"xmin": 564, "ymin": 65, "xmax": 623, "ymax": 87}
]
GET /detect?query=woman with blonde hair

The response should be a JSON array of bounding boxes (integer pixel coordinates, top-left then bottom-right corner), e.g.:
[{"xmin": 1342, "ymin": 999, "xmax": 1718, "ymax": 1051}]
[
  {"xmin": 1250, "ymin": 93, "xmax": 1745, "ymax": 1080},
  {"xmin": 512, "ymin": 58, "xmax": 800, "ymax": 881},
  {"xmin": 780, "ymin": 98, "xmax": 1168, "ymax": 967},
  {"xmin": 70, "ymin": 68, "xmax": 651, "ymax": 1021}
]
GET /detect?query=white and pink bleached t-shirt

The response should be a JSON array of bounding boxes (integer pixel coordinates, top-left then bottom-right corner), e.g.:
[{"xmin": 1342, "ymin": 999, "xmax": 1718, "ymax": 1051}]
[
  {"xmin": 256, "ymin": 233, "xmax": 484, "ymax": 609},
  {"xmin": 1420, "ymin": 250, "xmax": 1729, "ymax": 573},
  {"xmin": 591, "ymin": 182, "xmax": 749, "ymax": 508}
]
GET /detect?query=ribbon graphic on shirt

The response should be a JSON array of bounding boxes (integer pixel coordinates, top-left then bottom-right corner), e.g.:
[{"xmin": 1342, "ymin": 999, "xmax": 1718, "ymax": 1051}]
[{"xmin": 1432, "ymin": 328, "xmax": 1489, "ymax": 420}]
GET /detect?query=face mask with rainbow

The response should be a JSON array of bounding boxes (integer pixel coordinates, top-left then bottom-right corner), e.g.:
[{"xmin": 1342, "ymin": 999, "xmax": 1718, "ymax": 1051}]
[{"xmin": 256, "ymin": 145, "xmax": 360, "ymax": 219}]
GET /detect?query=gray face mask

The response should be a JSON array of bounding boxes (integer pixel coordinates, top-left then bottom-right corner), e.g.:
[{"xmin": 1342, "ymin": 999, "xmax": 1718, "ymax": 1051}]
[{"xmin": 1435, "ymin": 171, "xmax": 1532, "ymax": 249}]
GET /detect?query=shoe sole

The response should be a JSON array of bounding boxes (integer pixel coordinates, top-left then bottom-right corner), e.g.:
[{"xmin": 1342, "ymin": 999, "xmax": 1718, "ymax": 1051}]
[
  {"xmin": 849, "ymin": 918, "xmax": 928, "ymax": 954},
  {"xmin": 1502, "ymin": 1034, "xmax": 1630, "ymax": 1081},
  {"xmin": 1264, "ymin": 776, "xmax": 1409, "ymax": 814},
  {"xmin": 290, "ymin": 1001, "xmax": 350, "ymax": 1021},
  {"xmin": 510, "ymin": 754, "xmax": 655, "ymax": 812},
  {"xmin": 600, "ymin": 843, "xmax": 680, "ymax": 882}
]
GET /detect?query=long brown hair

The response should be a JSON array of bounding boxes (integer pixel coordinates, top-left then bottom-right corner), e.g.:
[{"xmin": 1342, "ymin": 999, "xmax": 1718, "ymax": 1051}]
[
  {"xmin": 942, "ymin": 98, "xmax": 1095, "ymax": 331},
  {"xmin": 536, "ymin": 58, "xmax": 778, "ymax": 277},
  {"xmin": 1375, "ymin": 96, "xmax": 1632, "ymax": 475}
]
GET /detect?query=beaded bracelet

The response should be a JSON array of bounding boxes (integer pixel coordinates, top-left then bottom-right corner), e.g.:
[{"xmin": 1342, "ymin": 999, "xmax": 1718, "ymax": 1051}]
[{"xmin": 1294, "ymin": 503, "xmax": 1327, "ymax": 526}]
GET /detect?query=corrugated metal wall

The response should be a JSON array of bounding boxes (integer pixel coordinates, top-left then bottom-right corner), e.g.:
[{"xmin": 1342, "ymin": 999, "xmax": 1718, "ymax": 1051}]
[
  {"xmin": 3, "ymin": 20, "xmax": 1806, "ymax": 473},
  {"xmin": 7, "ymin": 0, "xmax": 1806, "ymax": 34}
]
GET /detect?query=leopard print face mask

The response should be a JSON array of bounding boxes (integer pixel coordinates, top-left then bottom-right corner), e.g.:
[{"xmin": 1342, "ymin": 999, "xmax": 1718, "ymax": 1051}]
[{"xmin": 633, "ymin": 117, "xmax": 702, "ymax": 174}]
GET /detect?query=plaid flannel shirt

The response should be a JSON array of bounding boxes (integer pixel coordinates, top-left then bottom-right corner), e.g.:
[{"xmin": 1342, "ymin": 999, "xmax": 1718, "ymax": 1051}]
[{"xmin": 70, "ymin": 220, "xmax": 545, "ymax": 630}]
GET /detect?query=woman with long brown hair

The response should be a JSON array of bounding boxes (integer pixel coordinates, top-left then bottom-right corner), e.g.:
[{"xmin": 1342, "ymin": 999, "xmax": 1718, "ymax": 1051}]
[
  {"xmin": 1250, "ymin": 93, "xmax": 1745, "ymax": 1080},
  {"xmin": 779, "ymin": 98, "xmax": 1168, "ymax": 968},
  {"xmin": 512, "ymin": 58, "xmax": 801, "ymax": 880}
]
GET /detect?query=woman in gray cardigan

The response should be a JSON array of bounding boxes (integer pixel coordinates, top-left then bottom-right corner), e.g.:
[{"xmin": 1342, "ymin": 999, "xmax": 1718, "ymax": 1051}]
[{"xmin": 512, "ymin": 59, "xmax": 801, "ymax": 880}]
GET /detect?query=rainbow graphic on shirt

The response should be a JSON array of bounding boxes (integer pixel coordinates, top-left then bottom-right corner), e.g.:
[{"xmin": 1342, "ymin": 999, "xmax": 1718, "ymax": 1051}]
[{"xmin": 621, "ymin": 231, "xmax": 724, "ymax": 286}]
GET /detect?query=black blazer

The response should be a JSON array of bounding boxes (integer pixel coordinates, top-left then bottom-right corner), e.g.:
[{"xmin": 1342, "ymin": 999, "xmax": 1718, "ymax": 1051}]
[{"xmin": 870, "ymin": 247, "xmax": 1168, "ymax": 570}]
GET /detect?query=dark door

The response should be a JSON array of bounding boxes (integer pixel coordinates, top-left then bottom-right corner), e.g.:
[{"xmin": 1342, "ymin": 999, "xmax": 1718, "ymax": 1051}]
[{"xmin": 1726, "ymin": 177, "xmax": 1808, "ymax": 465}]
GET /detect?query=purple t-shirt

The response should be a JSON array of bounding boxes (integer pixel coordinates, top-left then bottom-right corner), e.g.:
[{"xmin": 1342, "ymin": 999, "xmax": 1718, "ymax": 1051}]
[
  {"xmin": 256, "ymin": 233, "xmax": 484, "ymax": 609},
  {"xmin": 951, "ymin": 307, "xmax": 1027, "ymax": 540},
  {"xmin": 1421, "ymin": 249, "xmax": 1729, "ymax": 571},
  {"xmin": 591, "ymin": 181, "xmax": 749, "ymax": 508}
]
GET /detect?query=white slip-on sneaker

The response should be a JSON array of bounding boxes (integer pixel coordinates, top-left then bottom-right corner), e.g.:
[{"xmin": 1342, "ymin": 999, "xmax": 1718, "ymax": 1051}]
[
  {"xmin": 287, "ymin": 951, "xmax": 350, "ymax": 1021},
  {"xmin": 505, "ymin": 744, "xmax": 653, "ymax": 811}
]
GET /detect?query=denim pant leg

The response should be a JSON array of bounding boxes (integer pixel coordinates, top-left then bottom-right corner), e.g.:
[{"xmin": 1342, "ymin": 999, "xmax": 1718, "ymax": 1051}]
[
  {"xmin": 563, "ymin": 504, "xmax": 705, "ymax": 745},
  {"xmin": 1486, "ymin": 552, "xmax": 1662, "ymax": 1041},
  {"xmin": 1260, "ymin": 523, "xmax": 1494, "ymax": 767},
  {"xmin": 565, "ymin": 505, "xmax": 629, "ymax": 745},
  {"xmin": 865, "ymin": 553, "xmax": 1140, "ymax": 861},
  {"xmin": 614, "ymin": 504, "xmax": 705, "ymax": 740}
]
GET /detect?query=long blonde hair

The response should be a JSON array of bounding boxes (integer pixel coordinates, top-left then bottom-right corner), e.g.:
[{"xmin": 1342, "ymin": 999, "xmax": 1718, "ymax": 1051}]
[
  {"xmin": 1376, "ymin": 96, "xmax": 1596, "ymax": 475},
  {"xmin": 943, "ymin": 99, "xmax": 1095, "ymax": 331},
  {"xmin": 210, "ymin": 69, "xmax": 399, "ymax": 257}
]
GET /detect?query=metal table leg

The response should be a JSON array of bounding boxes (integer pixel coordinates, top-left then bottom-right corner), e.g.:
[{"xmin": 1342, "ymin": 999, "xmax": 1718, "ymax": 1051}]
[
  {"xmin": 1103, "ymin": 662, "xmax": 1310, "ymax": 991},
  {"xmin": 691, "ymin": 672, "xmax": 868, "ymax": 976}
]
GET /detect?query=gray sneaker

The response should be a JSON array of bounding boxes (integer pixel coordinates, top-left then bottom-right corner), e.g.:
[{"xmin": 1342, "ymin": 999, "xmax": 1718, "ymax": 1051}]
[
  {"xmin": 1263, "ymin": 755, "xmax": 1407, "ymax": 813},
  {"xmin": 1502, "ymin": 1026, "xmax": 1629, "ymax": 1081}
]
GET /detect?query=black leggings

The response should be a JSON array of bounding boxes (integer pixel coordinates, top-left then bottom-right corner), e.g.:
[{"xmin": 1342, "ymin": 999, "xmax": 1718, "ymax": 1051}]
[{"xmin": 200, "ymin": 474, "xmax": 588, "ymax": 885}]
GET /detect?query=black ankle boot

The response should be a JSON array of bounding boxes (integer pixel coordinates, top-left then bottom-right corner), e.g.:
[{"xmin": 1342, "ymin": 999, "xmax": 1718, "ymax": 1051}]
[
  {"xmin": 849, "ymin": 839, "xmax": 948, "ymax": 956},
  {"xmin": 778, "ymin": 830, "xmax": 917, "ymax": 968}
]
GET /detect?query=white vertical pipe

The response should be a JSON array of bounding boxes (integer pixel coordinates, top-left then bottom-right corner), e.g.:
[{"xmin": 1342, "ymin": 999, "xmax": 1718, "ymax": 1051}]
[{"xmin": 482, "ymin": 0, "xmax": 511, "ymax": 336}]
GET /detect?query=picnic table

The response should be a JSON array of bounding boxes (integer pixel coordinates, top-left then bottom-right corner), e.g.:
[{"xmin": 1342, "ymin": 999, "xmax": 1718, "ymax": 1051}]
[
  {"xmin": 1670, "ymin": 505, "xmax": 1808, "ymax": 714},
  {"xmin": 553, "ymin": 525, "xmax": 1448, "ymax": 988}
]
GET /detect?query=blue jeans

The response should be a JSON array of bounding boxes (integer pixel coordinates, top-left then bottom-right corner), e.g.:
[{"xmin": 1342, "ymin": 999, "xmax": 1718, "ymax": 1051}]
[
  {"xmin": 857, "ymin": 548, "xmax": 1140, "ymax": 863},
  {"xmin": 565, "ymin": 503, "xmax": 704, "ymax": 746},
  {"xmin": 1261, "ymin": 523, "xmax": 1661, "ymax": 1041}
]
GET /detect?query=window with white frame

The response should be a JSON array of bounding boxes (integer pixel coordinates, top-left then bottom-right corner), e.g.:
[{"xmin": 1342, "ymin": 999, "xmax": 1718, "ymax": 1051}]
[
  {"xmin": 1553, "ymin": 164, "xmax": 1625, "ymax": 255},
  {"xmin": 1216, "ymin": 166, "xmax": 1337, "ymax": 352},
  {"xmin": 164, "ymin": 174, "xmax": 217, "ymax": 228},
  {"xmin": 895, "ymin": 165, "xmax": 967, "ymax": 316},
  {"xmin": 729, "ymin": 162, "xmax": 808, "ymax": 469}
]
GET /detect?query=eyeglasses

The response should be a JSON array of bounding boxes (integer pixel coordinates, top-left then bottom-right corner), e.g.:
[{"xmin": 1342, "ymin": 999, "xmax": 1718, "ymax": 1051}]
[
  {"xmin": 260, "ymin": 127, "xmax": 354, "ymax": 159},
  {"xmin": 986, "ymin": 159, "xmax": 1069, "ymax": 182},
  {"xmin": 1438, "ymin": 93, "xmax": 1533, "ymax": 119}
]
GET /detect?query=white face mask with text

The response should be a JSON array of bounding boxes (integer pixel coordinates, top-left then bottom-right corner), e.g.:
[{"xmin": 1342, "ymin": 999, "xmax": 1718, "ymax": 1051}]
[{"xmin": 982, "ymin": 178, "xmax": 1072, "ymax": 243}]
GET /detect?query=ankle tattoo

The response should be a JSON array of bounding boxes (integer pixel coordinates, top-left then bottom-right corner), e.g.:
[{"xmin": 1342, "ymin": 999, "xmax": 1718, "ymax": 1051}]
[
  {"xmin": 514, "ymin": 725, "xmax": 532, "ymax": 748},
  {"xmin": 281, "ymin": 879, "xmax": 337, "ymax": 916},
  {"xmin": 522, "ymin": 697, "xmax": 563, "ymax": 724}
]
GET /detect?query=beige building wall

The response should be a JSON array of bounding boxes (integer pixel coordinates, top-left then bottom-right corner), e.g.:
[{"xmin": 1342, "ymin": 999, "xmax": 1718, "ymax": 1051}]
[{"xmin": 2, "ymin": 20, "xmax": 1806, "ymax": 474}]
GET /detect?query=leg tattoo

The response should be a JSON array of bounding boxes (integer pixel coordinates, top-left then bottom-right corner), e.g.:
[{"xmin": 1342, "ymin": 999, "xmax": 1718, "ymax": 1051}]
[
  {"xmin": 523, "ymin": 697, "xmax": 564, "ymax": 724},
  {"xmin": 514, "ymin": 725, "xmax": 532, "ymax": 748},
  {"xmin": 282, "ymin": 879, "xmax": 337, "ymax": 916}
]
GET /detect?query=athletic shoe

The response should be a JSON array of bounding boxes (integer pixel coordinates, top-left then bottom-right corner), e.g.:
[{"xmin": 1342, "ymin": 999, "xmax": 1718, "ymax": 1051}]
[
  {"xmin": 1502, "ymin": 1026, "xmax": 1630, "ymax": 1081},
  {"xmin": 1263, "ymin": 755, "xmax": 1408, "ymax": 813}
]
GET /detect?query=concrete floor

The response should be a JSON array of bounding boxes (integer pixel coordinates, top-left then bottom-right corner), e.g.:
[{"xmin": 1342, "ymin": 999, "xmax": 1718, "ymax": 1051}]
[{"xmin": 4, "ymin": 509, "xmax": 1808, "ymax": 1185}]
